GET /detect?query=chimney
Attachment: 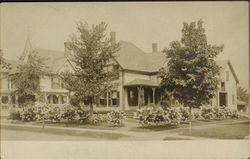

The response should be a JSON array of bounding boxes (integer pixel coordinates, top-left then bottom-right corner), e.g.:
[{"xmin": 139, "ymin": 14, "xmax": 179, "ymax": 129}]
[
  {"xmin": 152, "ymin": 43, "xmax": 158, "ymax": 53},
  {"xmin": 110, "ymin": 32, "xmax": 116, "ymax": 43},
  {"xmin": 64, "ymin": 42, "xmax": 70, "ymax": 52}
]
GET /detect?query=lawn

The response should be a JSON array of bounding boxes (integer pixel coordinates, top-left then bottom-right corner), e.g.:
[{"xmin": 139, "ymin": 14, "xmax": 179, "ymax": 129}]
[
  {"xmin": 10, "ymin": 120, "xmax": 122, "ymax": 130},
  {"xmin": 130, "ymin": 117, "xmax": 248, "ymax": 133},
  {"xmin": 181, "ymin": 121, "xmax": 249, "ymax": 139}
]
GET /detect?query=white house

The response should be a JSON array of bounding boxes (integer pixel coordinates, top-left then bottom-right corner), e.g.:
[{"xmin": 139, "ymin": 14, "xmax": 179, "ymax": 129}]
[{"xmin": 0, "ymin": 33, "xmax": 239, "ymax": 116}]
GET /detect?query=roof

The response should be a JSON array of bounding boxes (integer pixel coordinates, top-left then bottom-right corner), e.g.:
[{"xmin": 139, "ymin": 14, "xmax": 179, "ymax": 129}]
[
  {"xmin": 124, "ymin": 79, "xmax": 159, "ymax": 87},
  {"xmin": 237, "ymin": 100, "xmax": 248, "ymax": 106},
  {"xmin": 216, "ymin": 60, "xmax": 239, "ymax": 84},
  {"xmin": 114, "ymin": 41, "xmax": 166, "ymax": 73}
]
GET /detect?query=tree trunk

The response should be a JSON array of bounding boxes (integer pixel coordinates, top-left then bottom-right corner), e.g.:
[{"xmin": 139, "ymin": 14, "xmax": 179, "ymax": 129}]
[
  {"xmin": 189, "ymin": 106, "xmax": 192, "ymax": 132},
  {"xmin": 89, "ymin": 97, "xmax": 94, "ymax": 124}
]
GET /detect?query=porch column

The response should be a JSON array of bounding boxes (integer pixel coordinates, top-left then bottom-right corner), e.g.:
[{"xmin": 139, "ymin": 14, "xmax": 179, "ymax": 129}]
[
  {"xmin": 106, "ymin": 92, "xmax": 109, "ymax": 107},
  {"xmin": 152, "ymin": 88, "xmax": 155, "ymax": 105},
  {"xmin": 137, "ymin": 86, "xmax": 142, "ymax": 108},
  {"xmin": 124, "ymin": 87, "xmax": 128, "ymax": 110}
]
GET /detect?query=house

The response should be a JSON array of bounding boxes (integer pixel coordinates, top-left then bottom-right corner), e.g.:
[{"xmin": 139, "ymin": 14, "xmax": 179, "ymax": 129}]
[{"xmin": 0, "ymin": 32, "xmax": 239, "ymax": 115}]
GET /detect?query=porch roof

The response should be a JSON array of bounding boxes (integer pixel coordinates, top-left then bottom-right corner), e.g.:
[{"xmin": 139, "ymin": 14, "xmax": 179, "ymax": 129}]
[{"xmin": 124, "ymin": 79, "xmax": 159, "ymax": 87}]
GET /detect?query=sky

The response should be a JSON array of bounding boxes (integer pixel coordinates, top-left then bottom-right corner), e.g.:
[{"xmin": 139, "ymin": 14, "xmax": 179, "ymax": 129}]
[{"xmin": 0, "ymin": 2, "xmax": 249, "ymax": 89}]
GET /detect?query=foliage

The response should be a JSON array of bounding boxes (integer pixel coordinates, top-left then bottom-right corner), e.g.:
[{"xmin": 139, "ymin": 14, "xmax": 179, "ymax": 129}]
[
  {"xmin": 21, "ymin": 106, "xmax": 36, "ymax": 121},
  {"xmin": 159, "ymin": 19, "xmax": 223, "ymax": 110},
  {"xmin": 60, "ymin": 22, "xmax": 120, "ymax": 119},
  {"xmin": 193, "ymin": 111, "xmax": 200, "ymax": 120},
  {"xmin": 11, "ymin": 51, "xmax": 49, "ymax": 107},
  {"xmin": 61, "ymin": 105, "xmax": 78, "ymax": 121},
  {"xmin": 0, "ymin": 50, "xmax": 11, "ymax": 69},
  {"xmin": 165, "ymin": 107, "xmax": 182, "ymax": 125},
  {"xmin": 107, "ymin": 110, "xmax": 126, "ymax": 126},
  {"xmin": 237, "ymin": 86, "xmax": 249, "ymax": 104},
  {"xmin": 201, "ymin": 106, "xmax": 239, "ymax": 120},
  {"xmin": 9, "ymin": 109, "xmax": 22, "ymax": 120},
  {"xmin": 136, "ymin": 107, "xmax": 181, "ymax": 126},
  {"xmin": 200, "ymin": 106, "xmax": 215, "ymax": 120},
  {"xmin": 90, "ymin": 113, "xmax": 108, "ymax": 125},
  {"xmin": 179, "ymin": 107, "xmax": 190, "ymax": 122}
]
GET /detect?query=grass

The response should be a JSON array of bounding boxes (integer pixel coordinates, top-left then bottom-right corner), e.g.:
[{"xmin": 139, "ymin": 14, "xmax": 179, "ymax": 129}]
[
  {"xmin": 130, "ymin": 117, "xmax": 248, "ymax": 132},
  {"xmin": 2, "ymin": 124, "xmax": 128, "ymax": 140},
  {"xmin": 181, "ymin": 121, "xmax": 249, "ymax": 139},
  {"xmin": 10, "ymin": 120, "xmax": 122, "ymax": 130}
]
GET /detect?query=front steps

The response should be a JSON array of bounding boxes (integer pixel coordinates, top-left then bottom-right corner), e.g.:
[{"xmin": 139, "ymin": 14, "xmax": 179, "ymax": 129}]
[{"xmin": 125, "ymin": 110, "xmax": 137, "ymax": 119}]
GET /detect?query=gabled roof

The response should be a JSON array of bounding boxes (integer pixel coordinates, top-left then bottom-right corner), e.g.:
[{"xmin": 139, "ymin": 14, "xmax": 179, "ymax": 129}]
[
  {"xmin": 114, "ymin": 41, "xmax": 166, "ymax": 73},
  {"xmin": 217, "ymin": 60, "xmax": 239, "ymax": 84}
]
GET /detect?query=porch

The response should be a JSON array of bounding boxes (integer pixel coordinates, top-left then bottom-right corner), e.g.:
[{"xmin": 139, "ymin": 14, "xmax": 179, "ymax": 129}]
[{"xmin": 124, "ymin": 79, "xmax": 160, "ymax": 110}]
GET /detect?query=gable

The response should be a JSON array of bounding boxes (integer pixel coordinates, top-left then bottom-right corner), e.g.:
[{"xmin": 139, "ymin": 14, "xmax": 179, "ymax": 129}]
[{"xmin": 217, "ymin": 60, "xmax": 239, "ymax": 84}]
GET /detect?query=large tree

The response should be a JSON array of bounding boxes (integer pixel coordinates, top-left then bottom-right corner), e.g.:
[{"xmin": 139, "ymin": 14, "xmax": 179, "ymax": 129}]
[
  {"xmin": 61, "ymin": 22, "xmax": 120, "ymax": 120},
  {"xmin": 159, "ymin": 20, "xmax": 223, "ymax": 124},
  {"xmin": 11, "ymin": 51, "xmax": 48, "ymax": 107},
  {"xmin": 237, "ymin": 86, "xmax": 249, "ymax": 104}
]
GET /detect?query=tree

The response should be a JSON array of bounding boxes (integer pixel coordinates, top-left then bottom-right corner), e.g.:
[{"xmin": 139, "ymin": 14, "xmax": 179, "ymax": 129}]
[
  {"xmin": 11, "ymin": 51, "xmax": 49, "ymax": 108},
  {"xmin": 61, "ymin": 22, "xmax": 120, "ymax": 122},
  {"xmin": 158, "ymin": 20, "xmax": 223, "ymax": 128},
  {"xmin": 237, "ymin": 86, "xmax": 249, "ymax": 104},
  {"xmin": 0, "ymin": 49, "xmax": 11, "ymax": 69}
]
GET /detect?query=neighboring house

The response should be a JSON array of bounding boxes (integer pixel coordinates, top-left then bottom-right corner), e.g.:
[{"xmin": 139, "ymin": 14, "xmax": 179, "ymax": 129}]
[
  {"xmin": 0, "ymin": 32, "xmax": 239, "ymax": 114},
  {"xmin": 211, "ymin": 60, "xmax": 239, "ymax": 110}
]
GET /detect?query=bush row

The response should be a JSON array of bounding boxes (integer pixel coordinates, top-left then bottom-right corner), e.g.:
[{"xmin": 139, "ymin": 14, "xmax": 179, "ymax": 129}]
[
  {"xmin": 9, "ymin": 104, "xmax": 126, "ymax": 126},
  {"xmin": 135, "ymin": 106, "xmax": 239, "ymax": 126}
]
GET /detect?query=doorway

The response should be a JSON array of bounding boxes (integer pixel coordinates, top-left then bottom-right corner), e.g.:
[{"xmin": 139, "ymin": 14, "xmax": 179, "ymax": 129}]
[{"xmin": 219, "ymin": 92, "xmax": 227, "ymax": 107}]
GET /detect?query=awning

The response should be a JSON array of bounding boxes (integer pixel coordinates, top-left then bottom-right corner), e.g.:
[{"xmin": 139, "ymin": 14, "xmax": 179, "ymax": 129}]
[{"xmin": 124, "ymin": 79, "xmax": 159, "ymax": 87}]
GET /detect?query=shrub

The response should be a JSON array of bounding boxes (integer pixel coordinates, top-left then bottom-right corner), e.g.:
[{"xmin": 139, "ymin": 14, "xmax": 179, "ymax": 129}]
[
  {"xmin": 179, "ymin": 107, "xmax": 190, "ymax": 122},
  {"xmin": 61, "ymin": 105, "xmax": 77, "ymax": 121},
  {"xmin": 200, "ymin": 106, "xmax": 215, "ymax": 120},
  {"xmin": 74, "ymin": 108, "xmax": 90, "ymax": 124},
  {"xmin": 9, "ymin": 109, "xmax": 22, "ymax": 120},
  {"xmin": 230, "ymin": 110, "xmax": 239, "ymax": 119},
  {"xmin": 136, "ymin": 107, "xmax": 181, "ymax": 126},
  {"xmin": 193, "ymin": 111, "xmax": 200, "ymax": 120},
  {"xmin": 165, "ymin": 107, "xmax": 181, "ymax": 125},
  {"xmin": 46, "ymin": 105, "xmax": 63, "ymax": 123},
  {"xmin": 107, "ymin": 110, "xmax": 126, "ymax": 126},
  {"xmin": 21, "ymin": 106, "xmax": 36, "ymax": 121},
  {"xmin": 89, "ymin": 113, "xmax": 108, "ymax": 125}
]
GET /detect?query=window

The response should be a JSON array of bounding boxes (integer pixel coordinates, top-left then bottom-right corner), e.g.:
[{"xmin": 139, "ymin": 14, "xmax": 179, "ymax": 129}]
[
  {"xmin": 221, "ymin": 82, "xmax": 225, "ymax": 91},
  {"xmin": 1, "ymin": 96, "xmax": 9, "ymax": 104},
  {"xmin": 110, "ymin": 91, "xmax": 120, "ymax": 107},
  {"xmin": 232, "ymin": 95, "xmax": 235, "ymax": 105},
  {"xmin": 99, "ymin": 93, "xmax": 107, "ymax": 106},
  {"xmin": 52, "ymin": 95, "xmax": 59, "ymax": 104},
  {"xmin": 51, "ymin": 77, "xmax": 60, "ymax": 89},
  {"xmin": 226, "ymin": 71, "xmax": 229, "ymax": 81},
  {"xmin": 11, "ymin": 96, "xmax": 16, "ymax": 104}
]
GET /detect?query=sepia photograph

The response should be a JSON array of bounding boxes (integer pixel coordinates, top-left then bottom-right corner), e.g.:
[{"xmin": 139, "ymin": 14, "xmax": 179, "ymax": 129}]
[{"xmin": 0, "ymin": 2, "xmax": 249, "ymax": 159}]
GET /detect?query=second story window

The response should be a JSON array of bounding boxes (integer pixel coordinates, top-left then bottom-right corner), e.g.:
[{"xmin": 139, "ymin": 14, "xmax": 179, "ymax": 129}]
[
  {"xmin": 221, "ymin": 82, "xmax": 225, "ymax": 91},
  {"xmin": 51, "ymin": 77, "xmax": 60, "ymax": 89}
]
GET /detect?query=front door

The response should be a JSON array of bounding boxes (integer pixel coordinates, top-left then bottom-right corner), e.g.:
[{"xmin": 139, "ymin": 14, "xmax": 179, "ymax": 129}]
[{"xmin": 219, "ymin": 92, "xmax": 227, "ymax": 107}]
